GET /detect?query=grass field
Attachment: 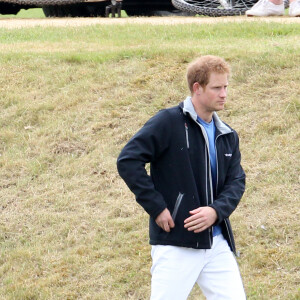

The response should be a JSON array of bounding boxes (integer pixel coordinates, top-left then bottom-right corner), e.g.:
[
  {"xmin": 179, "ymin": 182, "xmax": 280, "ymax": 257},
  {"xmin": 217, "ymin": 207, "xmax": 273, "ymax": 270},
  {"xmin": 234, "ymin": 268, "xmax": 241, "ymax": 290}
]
[
  {"xmin": 0, "ymin": 8, "xmax": 45, "ymax": 18},
  {"xmin": 0, "ymin": 19, "xmax": 299, "ymax": 299}
]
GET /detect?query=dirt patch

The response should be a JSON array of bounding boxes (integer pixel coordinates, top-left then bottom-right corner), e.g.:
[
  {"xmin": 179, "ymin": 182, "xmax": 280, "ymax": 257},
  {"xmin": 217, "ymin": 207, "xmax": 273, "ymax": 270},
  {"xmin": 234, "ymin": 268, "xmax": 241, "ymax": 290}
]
[{"xmin": 0, "ymin": 16, "xmax": 299, "ymax": 28}]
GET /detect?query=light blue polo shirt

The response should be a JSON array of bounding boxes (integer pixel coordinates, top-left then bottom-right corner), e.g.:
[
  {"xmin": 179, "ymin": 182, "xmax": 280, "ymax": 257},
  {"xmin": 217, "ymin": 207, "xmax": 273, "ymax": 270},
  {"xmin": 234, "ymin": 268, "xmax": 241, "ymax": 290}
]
[{"xmin": 197, "ymin": 116, "xmax": 222, "ymax": 237}]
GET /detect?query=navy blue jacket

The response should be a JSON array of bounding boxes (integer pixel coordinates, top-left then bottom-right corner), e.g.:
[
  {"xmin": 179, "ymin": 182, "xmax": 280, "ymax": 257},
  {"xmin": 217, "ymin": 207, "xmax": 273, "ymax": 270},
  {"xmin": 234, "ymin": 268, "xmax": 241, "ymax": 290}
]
[{"xmin": 117, "ymin": 97, "xmax": 246, "ymax": 253}]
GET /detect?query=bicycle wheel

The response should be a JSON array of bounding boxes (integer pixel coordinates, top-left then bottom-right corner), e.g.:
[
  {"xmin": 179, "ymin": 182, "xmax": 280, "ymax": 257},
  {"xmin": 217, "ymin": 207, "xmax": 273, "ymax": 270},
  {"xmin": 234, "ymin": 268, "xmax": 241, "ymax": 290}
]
[{"xmin": 171, "ymin": 0, "xmax": 257, "ymax": 16}]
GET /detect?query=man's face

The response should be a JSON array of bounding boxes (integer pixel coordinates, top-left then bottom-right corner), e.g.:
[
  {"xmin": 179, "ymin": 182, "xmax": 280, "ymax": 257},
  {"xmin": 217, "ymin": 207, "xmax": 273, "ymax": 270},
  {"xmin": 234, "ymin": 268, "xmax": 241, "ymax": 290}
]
[{"xmin": 197, "ymin": 72, "xmax": 229, "ymax": 113}]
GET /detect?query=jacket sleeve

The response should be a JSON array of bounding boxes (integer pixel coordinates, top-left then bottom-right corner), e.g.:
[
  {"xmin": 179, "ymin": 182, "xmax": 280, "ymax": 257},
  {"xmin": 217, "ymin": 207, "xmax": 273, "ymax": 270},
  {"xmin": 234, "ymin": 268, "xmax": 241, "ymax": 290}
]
[
  {"xmin": 117, "ymin": 110, "xmax": 171, "ymax": 220},
  {"xmin": 210, "ymin": 131, "xmax": 246, "ymax": 224}
]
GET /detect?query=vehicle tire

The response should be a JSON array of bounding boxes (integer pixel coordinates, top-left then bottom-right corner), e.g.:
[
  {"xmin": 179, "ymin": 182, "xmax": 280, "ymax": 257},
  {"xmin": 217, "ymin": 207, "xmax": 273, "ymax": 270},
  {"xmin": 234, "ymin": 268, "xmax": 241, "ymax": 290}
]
[
  {"xmin": 171, "ymin": 0, "xmax": 257, "ymax": 16},
  {"xmin": 43, "ymin": 3, "xmax": 105, "ymax": 17},
  {"xmin": 0, "ymin": 3, "xmax": 21, "ymax": 15}
]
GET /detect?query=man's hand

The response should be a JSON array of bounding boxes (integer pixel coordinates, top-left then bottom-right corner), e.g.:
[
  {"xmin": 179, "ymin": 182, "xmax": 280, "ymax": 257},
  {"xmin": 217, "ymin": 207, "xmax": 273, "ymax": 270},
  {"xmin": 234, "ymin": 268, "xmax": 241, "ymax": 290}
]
[
  {"xmin": 184, "ymin": 207, "xmax": 217, "ymax": 233},
  {"xmin": 155, "ymin": 208, "xmax": 175, "ymax": 232}
]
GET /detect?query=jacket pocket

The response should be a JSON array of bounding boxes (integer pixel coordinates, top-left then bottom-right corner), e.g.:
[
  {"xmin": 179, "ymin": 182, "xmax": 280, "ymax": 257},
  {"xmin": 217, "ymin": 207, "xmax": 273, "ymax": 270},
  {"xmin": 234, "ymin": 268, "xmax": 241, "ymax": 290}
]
[
  {"xmin": 223, "ymin": 218, "xmax": 236, "ymax": 255},
  {"xmin": 171, "ymin": 192, "xmax": 184, "ymax": 221},
  {"xmin": 185, "ymin": 123, "xmax": 189, "ymax": 149}
]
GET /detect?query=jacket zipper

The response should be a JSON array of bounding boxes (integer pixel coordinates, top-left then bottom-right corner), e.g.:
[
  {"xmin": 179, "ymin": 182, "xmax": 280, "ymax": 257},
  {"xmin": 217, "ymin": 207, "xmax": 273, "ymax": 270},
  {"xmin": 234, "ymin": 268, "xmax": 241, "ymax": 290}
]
[
  {"xmin": 215, "ymin": 133, "xmax": 225, "ymax": 195},
  {"xmin": 192, "ymin": 120, "xmax": 213, "ymax": 248},
  {"xmin": 184, "ymin": 123, "xmax": 189, "ymax": 149},
  {"xmin": 172, "ymin": 192, "xmax": 184, "ymax": 220}
]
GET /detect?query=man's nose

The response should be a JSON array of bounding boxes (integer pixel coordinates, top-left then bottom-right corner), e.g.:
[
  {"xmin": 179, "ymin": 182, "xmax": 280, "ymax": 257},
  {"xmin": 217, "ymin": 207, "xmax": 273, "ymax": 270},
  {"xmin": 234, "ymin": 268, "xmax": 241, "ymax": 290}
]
[{"xmin": 220, "ymin": 88, "xmax": 227, "ymax": 98}]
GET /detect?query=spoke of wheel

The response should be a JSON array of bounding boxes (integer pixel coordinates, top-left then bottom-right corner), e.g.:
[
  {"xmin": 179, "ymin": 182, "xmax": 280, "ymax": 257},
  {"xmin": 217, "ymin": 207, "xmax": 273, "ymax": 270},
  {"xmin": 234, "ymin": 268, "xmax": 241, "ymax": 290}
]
[{"xmin": 171, "ymin": 0, "xmax": 256, "ymax": 16}]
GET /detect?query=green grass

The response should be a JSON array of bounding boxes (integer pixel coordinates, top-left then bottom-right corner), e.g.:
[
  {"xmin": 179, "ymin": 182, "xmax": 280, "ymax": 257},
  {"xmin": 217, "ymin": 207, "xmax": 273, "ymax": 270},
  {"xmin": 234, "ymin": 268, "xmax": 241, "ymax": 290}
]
[
  {"xmin": 0, "ymin": 8, "xmax": 45, "ymax": 18},
  {"xmin": 0, "ymin": 21, "xmax": 299, "ymax": 299}
]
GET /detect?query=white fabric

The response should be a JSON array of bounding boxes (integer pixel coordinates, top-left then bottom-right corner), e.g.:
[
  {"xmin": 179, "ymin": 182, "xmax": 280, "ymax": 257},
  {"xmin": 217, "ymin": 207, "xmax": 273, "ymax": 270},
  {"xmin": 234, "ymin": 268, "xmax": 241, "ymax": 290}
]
[
  {"xmin": 150, "ymin": 235, "xmax": 246, "ymax": 300},
  {"xmin": 289, "ymin": 0, "xmax": 300, "ymax": 16},
  {"xmin": 245, "ymin": 0, "xmax": 284, "ymax": 16}
]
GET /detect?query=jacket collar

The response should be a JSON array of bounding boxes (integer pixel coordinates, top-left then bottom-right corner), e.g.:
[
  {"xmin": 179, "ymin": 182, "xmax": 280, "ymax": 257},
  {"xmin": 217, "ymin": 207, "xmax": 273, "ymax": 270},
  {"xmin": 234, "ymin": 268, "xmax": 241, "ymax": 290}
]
[{"xmin": 182, "ymin": 96, "xmax": 232, "ymax": 135}]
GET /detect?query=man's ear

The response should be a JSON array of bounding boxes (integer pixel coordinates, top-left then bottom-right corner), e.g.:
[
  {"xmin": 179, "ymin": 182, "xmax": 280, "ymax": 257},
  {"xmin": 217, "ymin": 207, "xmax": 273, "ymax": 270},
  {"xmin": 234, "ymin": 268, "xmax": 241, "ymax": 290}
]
[{"xmin": 193, "ymin": 82, "xmax": 202, "ymax": 95}]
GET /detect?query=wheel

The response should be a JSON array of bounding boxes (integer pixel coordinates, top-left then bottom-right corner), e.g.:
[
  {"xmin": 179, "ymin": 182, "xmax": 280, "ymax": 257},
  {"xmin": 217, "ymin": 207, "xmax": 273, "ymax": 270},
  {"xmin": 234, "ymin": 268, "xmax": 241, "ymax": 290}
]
[
  {"xmin": 43, "ymin": 3, "xmax": 105, "ymax": 17},
  {"xmin": 171, "ymin": 0, "xmax": 258, "ymax": 17},
  {"xmin": 0, "ymin": 3, "xmax": 21, "ymax": 15}
]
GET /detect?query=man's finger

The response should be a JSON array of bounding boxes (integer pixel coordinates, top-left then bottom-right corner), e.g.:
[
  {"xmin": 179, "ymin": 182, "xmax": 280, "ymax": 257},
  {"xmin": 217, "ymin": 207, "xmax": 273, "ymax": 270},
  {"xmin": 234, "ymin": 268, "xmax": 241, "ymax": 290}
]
[
  {"xmin": 184, "ymin": 216, "xmax": 205, "ymax": 227},
  {"xmin": 187, "ymin": 220, "xmax": 209, "ymax": 232},
  {"xmin": 169, "ymin": 218, "xmax": 175, "ymax": 228},
  {"xmin": 194, "ymin": 227, "xmax": 207, "ymax": 233},
  {"xmin": 184, "ymin": 211, "xmax": 205, "ymax": 224},
  {"xmin": 189, "ymin": 207, "xmax": 202, "ymax": 215},
  {"xmin": 155, "ymin": 208, "xmax": 175, "ymax": 232},
  {"xmin": 163, "ymin": 223, "xmax": 170, "ymax": 232},
  {"xmin": 188, "ymin": 223, "xmax": 206, "ymax": 232},
  {"xmin": 184, "ymin": 214, "xmax": 199, "ymax": 224}
]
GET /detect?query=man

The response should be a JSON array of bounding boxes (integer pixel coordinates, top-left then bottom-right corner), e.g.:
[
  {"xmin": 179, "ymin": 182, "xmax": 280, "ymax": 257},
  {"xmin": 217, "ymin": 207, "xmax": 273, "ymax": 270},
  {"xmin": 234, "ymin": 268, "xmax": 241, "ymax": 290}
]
[
  {"xmin": 246, "ymin": 0, "xmax": 300, "ymax": 16},
  {"xmin": 117, "ymin": 55, "xmax": 246, "ymax": 299}
]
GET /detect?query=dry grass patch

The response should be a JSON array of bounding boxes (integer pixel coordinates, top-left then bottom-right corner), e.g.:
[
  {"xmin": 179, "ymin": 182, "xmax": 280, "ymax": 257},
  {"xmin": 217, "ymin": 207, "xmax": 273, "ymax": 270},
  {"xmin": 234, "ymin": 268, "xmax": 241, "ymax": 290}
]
[{"xmin": 0, "ymin": 22, "xmax": 299, "ymax": 299}]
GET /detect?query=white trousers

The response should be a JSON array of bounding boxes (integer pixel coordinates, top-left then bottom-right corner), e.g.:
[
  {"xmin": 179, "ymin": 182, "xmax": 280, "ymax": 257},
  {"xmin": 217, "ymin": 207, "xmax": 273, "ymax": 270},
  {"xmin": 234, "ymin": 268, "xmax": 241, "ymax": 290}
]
[{"xmin": 150, "ymin": 235, "xmax": 246, "ymax": 300}]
